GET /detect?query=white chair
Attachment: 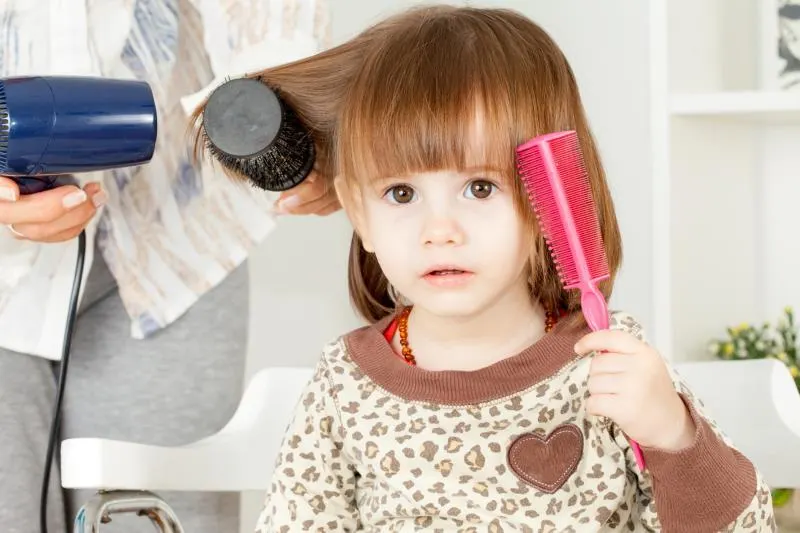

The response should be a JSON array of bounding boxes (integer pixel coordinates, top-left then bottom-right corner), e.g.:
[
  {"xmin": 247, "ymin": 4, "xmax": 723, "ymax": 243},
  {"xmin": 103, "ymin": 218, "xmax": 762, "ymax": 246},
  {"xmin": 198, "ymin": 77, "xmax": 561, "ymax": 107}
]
[
  {"xmin": 61, "ymin": 366, "xmax": 314, "ymax": 532},
  {"xmin": 61, "ymin": 359, "xmax": 800, "ymax": 531},
  {"xmin": 674, "ymin": 358, "xmax": 800, "ymax": 488}
]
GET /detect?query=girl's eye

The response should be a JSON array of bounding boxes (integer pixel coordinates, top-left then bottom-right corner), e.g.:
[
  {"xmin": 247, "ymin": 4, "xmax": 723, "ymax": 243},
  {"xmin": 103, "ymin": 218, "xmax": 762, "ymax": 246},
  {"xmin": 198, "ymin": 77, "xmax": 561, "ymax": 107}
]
[
  {"xmin": 385, "ymin": 184, "xmax": 416, "ymax": 204},
  {"xmin": 465, "ymin": 179, "xmax": 496, "ymax": 200}
]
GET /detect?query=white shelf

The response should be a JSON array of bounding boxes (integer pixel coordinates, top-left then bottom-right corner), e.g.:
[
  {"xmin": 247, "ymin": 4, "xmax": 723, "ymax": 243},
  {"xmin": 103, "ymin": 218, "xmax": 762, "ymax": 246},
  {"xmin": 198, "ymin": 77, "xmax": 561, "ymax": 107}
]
[
  {"xmin": 651, "ymin": 0, "xmax": 800, "ymax": 362},
  {"xmin": 670, "ymin": 91, "xmax": 800, "ymax": 122}
]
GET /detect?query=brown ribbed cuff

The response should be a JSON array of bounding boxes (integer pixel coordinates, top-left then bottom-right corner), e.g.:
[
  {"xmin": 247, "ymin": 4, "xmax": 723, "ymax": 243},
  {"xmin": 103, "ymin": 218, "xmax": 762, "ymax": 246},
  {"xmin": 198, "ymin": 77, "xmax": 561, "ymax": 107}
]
[{"xmin": 642, "ymin": 394, "xmax": 757, "ymax": 532}]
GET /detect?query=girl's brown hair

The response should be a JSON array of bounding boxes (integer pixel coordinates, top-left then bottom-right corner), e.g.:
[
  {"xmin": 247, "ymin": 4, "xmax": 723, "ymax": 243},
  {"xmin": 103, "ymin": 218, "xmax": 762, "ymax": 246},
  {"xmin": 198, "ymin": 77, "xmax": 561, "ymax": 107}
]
[{"xmin": 191, "ymin": 5, "xmax": 622, "ymax": 325}]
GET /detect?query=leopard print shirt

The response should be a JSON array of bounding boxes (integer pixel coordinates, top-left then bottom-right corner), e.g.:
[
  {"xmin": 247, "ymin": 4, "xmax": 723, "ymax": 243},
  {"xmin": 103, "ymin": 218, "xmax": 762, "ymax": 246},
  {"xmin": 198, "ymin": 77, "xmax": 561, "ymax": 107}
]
[{"xmin": 256, "ymin": 312, "xmax": 775, "ymax": 532}]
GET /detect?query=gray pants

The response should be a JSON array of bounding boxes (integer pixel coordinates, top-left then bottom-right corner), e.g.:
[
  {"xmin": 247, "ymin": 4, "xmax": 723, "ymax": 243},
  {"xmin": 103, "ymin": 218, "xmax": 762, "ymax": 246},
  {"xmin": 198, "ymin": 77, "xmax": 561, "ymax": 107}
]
[{"xmin": 0, "ymin": 247, "xmax": 248, "ymax": 532}]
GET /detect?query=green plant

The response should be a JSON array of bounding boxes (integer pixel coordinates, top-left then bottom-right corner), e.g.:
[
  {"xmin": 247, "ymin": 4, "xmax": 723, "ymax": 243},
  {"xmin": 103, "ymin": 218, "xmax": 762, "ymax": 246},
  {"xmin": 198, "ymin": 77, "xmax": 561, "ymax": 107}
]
[{"xmin": 707, "ymin": 306, "xmax": 798, "ymax": 507}]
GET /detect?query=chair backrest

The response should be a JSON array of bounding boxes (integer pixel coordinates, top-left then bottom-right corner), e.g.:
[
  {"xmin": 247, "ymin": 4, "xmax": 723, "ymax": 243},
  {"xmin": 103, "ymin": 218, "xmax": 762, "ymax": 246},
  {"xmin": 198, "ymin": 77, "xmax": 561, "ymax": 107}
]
[
  {"xmin": 674, "ymin": 358, "xmax": 800, "ymax": 488},
  {"xmin": 221, "ymin": 361, "xmax": 800, "ymax": 490},
  {"xmin": 205, "ymin": 366, "xmax": 315, "ymax": 490}
]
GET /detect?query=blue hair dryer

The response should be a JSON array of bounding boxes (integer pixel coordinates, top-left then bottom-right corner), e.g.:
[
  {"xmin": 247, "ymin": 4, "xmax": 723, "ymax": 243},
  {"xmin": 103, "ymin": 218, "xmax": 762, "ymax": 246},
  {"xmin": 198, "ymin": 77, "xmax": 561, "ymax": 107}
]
[{"xmin": 0, "ymin": 76, "xmax": 158, "ymax": 194}]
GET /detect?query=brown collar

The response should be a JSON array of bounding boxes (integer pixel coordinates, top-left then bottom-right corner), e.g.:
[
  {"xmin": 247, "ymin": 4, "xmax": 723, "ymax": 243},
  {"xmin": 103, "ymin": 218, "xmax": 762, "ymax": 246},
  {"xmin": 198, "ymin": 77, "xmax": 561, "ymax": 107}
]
[{"xmin": 343, "ymin": 310, "xmax": 589, "ymax": 405}]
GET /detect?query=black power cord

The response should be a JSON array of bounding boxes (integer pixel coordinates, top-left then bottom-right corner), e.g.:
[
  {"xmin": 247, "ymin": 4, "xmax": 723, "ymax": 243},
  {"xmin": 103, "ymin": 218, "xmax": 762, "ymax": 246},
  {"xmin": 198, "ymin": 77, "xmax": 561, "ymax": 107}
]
[{"xmin": 40, "ymin": 229, "xmax": 86, "ymax": 533}]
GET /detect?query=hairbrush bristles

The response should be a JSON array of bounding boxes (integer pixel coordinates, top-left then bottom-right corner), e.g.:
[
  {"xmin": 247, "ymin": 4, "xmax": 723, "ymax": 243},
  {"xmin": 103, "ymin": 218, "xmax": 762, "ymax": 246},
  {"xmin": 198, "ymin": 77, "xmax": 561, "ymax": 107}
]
[
  {"xmin": 201, "ymin": 77, "xmax": 315, "ymax": 192},
  {"xmin": 516, "ymin": 131, "xmax": 609, "ymax": 289}
]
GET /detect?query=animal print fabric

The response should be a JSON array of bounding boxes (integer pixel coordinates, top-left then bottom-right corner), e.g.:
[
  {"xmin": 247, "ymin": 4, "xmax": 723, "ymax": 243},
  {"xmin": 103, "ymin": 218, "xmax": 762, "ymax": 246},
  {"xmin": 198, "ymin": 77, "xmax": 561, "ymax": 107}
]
[{"xmin": 255, "ymin": 312, "xmax": 774, "ymax": 532}]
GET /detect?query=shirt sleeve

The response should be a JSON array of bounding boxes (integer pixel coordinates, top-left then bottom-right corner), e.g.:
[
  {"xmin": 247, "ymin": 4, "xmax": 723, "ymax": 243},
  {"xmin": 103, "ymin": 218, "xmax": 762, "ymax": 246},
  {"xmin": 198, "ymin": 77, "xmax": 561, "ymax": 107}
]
[
  {"xmin": 255, "ymin": 355, "xmax": 360, "ymax": 532},
  {"xmin": 180, "ymin": 0, "xmax": 328, "ymax": 115},
  {"xmin": 608, "ymin": 312, "xmax": 776, "ymax": 532},
  {"xmin": 0, "ymin": 231, "xmax": 42, "ymax": 294}
]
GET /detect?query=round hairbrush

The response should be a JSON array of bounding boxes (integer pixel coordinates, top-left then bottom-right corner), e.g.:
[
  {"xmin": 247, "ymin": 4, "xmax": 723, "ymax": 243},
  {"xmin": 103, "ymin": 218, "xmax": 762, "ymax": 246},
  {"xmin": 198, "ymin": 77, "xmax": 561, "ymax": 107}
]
[{"xmin": 201, "ymin": 77, "xmax": 315, "ymax": 192}]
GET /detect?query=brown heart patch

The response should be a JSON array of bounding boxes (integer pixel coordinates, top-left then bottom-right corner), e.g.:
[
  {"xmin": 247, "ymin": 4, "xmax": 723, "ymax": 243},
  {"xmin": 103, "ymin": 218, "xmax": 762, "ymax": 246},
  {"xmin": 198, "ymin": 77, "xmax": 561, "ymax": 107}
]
[{"xmin": 507, "ymin": 423, "xmax": 583, "ymax": 493}]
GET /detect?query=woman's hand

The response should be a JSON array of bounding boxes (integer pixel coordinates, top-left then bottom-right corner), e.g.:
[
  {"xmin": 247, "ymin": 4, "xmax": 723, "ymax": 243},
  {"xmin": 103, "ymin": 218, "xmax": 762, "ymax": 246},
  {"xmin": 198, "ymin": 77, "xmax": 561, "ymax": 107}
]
[
  {"xmin": 0, "ymin": 176, "xmax": 107, "ymax": 243},
  {"xmin": 274, "ymin": 170, "xmax": 340, "ymax": 216},
  {"xmin": 576, "ymin": 330, "xmax": 696, "ymax": 452}
]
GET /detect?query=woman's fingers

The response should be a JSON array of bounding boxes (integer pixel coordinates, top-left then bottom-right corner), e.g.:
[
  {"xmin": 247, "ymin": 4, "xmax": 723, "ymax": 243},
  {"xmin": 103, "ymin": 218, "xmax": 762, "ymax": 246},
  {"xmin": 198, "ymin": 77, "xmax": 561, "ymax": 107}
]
[
  {"xmin": 0, "ymin": 177, "xmax": 20, "ymax": 202},
  {"xmin": 5, "ymin": 183, "xmax": 106, "ymax": 242},
  {"xmin": 312, "ymin": 198, "xmax": 342, "ymax": 216},
  {"xmin": 0, "ymin": 184, "xmax": 93, "ymax": 225},
  {"xmin": 274, "ymin": 171, "xmax": 341, "ymax": 216},
  {"xmin": 30, "ymin": 221, "xmax": 94, "ymax": 243}
]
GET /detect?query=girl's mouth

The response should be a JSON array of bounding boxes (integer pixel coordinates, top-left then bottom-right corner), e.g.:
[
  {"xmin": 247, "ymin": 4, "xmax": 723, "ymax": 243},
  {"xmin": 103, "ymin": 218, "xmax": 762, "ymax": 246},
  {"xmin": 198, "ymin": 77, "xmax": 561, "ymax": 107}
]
[{"xmin": 422, "ymin": 267, "xmax": 474, "ymax": 287}]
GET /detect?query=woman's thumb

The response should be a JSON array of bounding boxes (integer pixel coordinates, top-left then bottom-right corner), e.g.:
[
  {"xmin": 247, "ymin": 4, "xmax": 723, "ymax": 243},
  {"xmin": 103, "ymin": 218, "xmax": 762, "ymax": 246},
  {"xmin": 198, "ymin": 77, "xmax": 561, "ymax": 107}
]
[{"xmin": 0, "ymin": 176, "xmax": 20, "ymax": 202}]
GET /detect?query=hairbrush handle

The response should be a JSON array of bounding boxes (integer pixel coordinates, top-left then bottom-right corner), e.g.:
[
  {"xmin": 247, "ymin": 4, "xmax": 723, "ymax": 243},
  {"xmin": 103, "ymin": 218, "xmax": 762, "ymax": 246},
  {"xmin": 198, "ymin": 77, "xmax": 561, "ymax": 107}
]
[
  {"xmin": 579, "ymin": 280, "xmax": 610, "ymax": 332},
  {"xmin": 580, "ymin": 282, "xmax": 646, "ymax": 470},
  {"xmin": 630, "ymin": 436, "xmax": 646, "ymax": 471},
  {"xmin": 11, "ymin": 175, "xmax": 79, "ymax": 195}
]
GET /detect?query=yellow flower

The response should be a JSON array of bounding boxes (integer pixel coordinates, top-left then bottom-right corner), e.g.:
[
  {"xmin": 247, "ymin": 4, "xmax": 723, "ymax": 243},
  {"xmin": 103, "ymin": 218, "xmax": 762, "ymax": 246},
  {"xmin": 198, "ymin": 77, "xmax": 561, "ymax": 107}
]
[
  {"xmin": 786, "ymin": 306, "xmax": 793, "ymax": 314},
  {"xmin": 729, "ymin": 323, "xmax": 749, "ymax": 335},
  {"xmin": 723, "ymin": 343, "xmax": 734, "ymax": 355},
  {"xmin": 779, "ymin": 352, "xmax": 790, "ymax": 363},
  {"xmin": 791, "ymin": 366, "xmax": 799, "ymax": 378}
]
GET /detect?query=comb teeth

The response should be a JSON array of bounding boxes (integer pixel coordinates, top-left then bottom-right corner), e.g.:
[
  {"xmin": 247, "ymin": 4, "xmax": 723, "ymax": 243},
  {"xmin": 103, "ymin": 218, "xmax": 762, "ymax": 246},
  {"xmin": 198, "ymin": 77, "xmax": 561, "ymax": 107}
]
[{"xmin": 516, "ymin": 131, "xmax": 609, "ymax": 289}]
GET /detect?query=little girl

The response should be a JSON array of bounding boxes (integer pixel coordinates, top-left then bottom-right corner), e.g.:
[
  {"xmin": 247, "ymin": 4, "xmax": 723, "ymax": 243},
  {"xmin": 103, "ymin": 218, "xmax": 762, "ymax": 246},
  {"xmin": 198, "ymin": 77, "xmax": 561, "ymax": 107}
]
[{"xmin": 211, "ymin": 5, "xmax": 775, "ymax": 531}]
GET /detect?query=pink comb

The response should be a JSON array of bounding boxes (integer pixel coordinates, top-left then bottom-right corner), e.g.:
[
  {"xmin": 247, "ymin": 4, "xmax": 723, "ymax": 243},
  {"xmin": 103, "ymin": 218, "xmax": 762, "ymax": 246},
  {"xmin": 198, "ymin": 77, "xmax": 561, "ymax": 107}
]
[{"xmin": 515, "ymin": 130, "xmax": 646, "ymax": 471}]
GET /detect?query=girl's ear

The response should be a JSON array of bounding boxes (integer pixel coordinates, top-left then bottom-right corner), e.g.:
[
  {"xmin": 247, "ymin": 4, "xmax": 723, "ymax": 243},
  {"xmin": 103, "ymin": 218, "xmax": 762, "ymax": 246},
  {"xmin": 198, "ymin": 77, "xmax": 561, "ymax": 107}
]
[{"xmin": 333, "ymin": 175, "xmax": 374, "ymax": 252}]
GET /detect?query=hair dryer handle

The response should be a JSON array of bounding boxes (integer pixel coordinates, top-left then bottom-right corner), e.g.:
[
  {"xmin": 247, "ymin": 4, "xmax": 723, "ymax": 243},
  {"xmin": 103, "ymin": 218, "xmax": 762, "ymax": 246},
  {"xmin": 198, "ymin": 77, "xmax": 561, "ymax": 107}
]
[{"xmin": 13, "ymin": 175, "xmax": 79, "ymax": 195}]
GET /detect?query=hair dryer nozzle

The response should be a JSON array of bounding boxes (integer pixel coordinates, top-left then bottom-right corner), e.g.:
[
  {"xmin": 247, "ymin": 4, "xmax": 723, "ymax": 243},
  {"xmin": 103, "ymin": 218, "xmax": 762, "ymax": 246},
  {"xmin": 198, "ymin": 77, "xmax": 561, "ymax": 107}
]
[{"xmin": 0, "ymin": 76, "xmax": 157, "ymax": 192}]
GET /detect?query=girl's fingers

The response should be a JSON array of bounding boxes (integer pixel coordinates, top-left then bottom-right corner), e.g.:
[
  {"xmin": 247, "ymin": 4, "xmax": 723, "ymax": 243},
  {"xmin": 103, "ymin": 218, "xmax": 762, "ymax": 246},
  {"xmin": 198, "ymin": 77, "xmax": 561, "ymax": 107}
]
[{"xmin": 575, "ymin": 330, "xmax": 644, "ymax": 356}]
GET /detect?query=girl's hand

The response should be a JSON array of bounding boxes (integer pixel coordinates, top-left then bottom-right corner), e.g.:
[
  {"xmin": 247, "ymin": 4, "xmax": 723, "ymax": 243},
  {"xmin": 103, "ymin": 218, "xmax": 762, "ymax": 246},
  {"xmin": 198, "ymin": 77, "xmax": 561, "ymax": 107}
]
[
  {"xmin": 575, "ymin": 330, "xmax": 696, "ymax": 451},
  {"xmin": 0, "ymin": 176, "xmax": 106, "ymax": 243},
  {"xmin": 274, "ymin": 170, "xmax": 340, "ymax": 216}
]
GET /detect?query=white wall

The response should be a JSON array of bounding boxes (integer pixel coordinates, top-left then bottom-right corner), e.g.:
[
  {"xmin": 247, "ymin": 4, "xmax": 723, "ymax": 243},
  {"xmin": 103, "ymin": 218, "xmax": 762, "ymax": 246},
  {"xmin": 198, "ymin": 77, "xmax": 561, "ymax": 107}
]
[
  {"xmin": 240, "ymin": 1, "xmax": 653, "ymax": 529},
  {"xmin": 760, "ymin": 128, "xmax": 800, "ymax": 320}
]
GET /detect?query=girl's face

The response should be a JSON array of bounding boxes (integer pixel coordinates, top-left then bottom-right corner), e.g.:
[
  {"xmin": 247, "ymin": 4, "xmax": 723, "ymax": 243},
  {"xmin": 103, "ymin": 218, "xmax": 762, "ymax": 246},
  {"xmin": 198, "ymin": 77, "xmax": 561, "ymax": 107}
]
[{"xmin": 356, "ymin": 167, "xmax": 532, "ymax": 319}]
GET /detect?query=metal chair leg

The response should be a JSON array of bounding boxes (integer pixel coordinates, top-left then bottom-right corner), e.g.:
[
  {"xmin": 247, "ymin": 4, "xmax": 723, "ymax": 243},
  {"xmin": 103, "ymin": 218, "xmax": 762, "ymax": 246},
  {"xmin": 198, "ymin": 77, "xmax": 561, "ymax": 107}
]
[{"xmin": 72, "ymin": 490, "xmax": 184, "ymax": 533}]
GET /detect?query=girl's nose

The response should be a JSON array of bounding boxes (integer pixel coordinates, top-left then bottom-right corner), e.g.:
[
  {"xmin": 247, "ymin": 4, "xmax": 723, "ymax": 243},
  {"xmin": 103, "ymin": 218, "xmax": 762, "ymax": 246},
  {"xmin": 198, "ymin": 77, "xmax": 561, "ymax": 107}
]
[{"xmin": 421, "ymin": 215, "xmax": 465, "ymax": 247}]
